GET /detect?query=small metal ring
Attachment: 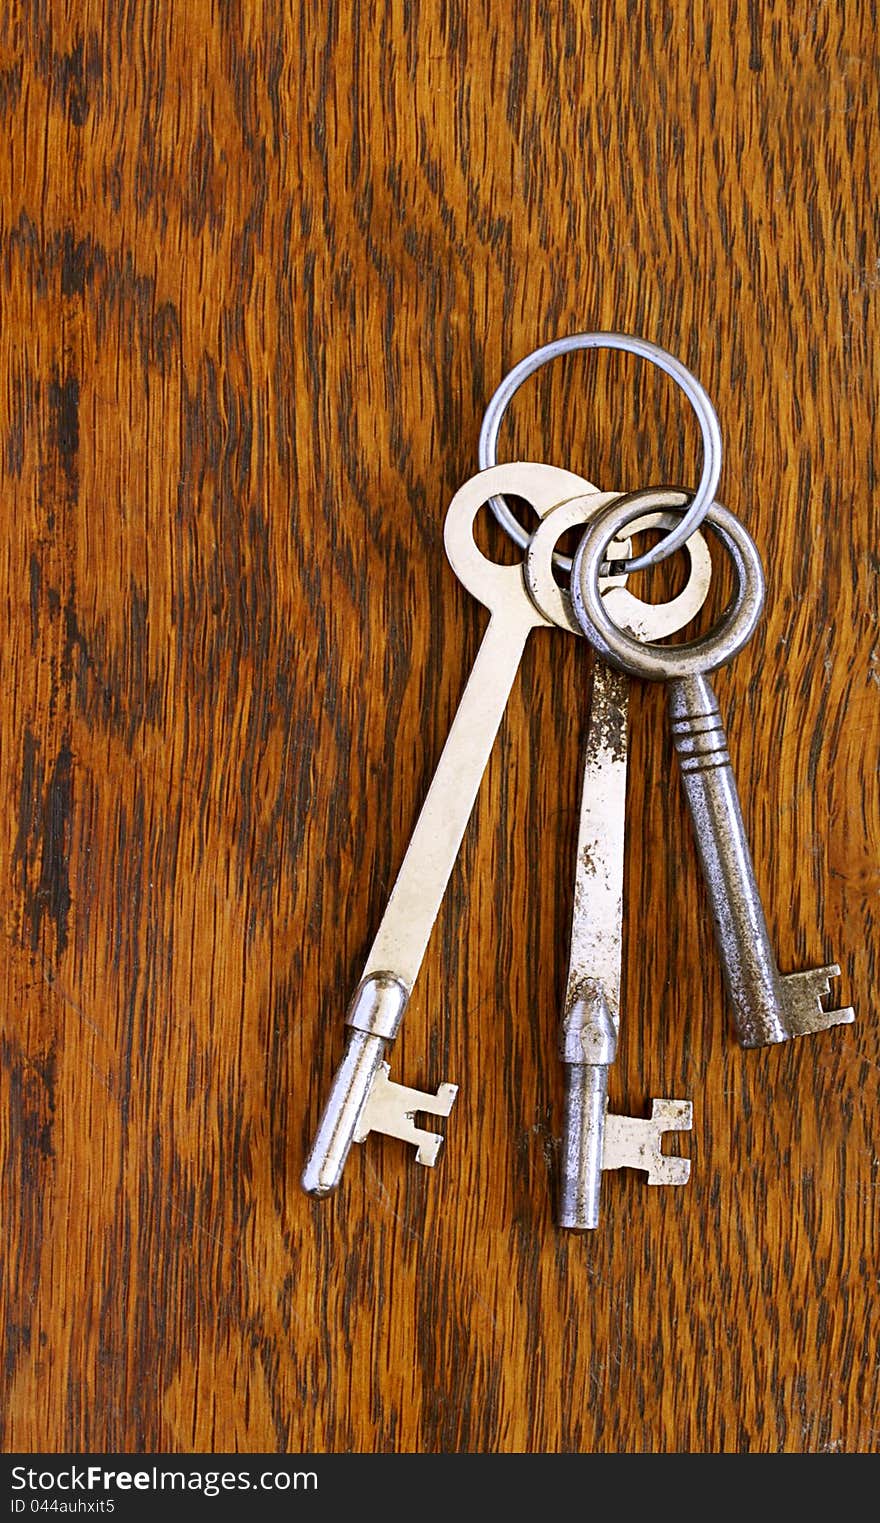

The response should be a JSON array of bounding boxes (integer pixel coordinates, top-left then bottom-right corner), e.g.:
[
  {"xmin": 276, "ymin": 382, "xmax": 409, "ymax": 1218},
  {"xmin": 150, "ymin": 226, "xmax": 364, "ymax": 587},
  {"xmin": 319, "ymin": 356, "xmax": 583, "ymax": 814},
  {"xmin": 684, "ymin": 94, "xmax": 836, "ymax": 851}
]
[
  {"xmin": 524, "ymin": 488, "xmax": 711, "ymax": 639},
  {"xmin": 478, "ymin": 332, "xmax": 723, "ymax": 573},
  {"xmin": 570, "ymin": 490, "xmax": 765, "ymax": 681}
]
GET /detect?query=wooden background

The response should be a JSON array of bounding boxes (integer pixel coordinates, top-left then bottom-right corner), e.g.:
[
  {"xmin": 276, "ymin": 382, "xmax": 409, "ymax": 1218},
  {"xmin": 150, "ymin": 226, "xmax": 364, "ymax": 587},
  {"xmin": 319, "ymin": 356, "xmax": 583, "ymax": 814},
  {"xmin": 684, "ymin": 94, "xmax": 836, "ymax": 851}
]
[{"xmin": 1, "ymin": 0, "xmax": 878, "ymax": 1454}]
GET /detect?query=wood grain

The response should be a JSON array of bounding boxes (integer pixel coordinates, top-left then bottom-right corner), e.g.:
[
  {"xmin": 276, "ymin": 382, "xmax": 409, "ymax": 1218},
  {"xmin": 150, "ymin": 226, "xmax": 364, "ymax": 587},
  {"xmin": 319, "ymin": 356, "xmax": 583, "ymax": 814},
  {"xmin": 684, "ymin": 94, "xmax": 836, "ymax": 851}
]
[{"xmin": 1, "ymin": 0, "xmax": 878, "ymax": 1454}]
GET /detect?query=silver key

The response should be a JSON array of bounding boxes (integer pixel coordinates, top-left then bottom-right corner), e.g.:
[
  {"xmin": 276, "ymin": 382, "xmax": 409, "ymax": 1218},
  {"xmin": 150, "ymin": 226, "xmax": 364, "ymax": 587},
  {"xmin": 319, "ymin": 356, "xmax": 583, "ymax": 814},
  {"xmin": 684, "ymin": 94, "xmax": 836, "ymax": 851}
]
[
  {"xmin": 302, "ymin": 463, "xmax": 624, "ymax": 1198},
  {"xmin": 526, "ymin": 488, "xmax": 710, "ymax": 1229},
  {"xmin": 571, "ymin": 492, "xmax": 855, "ymax": 1052}
]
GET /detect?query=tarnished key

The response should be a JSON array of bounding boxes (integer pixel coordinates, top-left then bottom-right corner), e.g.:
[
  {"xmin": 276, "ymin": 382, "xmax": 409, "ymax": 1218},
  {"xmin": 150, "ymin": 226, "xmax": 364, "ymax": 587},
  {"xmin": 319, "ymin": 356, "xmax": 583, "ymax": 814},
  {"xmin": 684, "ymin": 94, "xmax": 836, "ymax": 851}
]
[
  {"xmin": 571, "ymin": 492, "xmax": 855, "ymax": 1052},
  {"xmin": 302, "ymin": 463, "xmax": 626, "ymax": 1198},
  {"xmin": 526, "ymin": 488, "xmax": 710, "ymax": 1228}
]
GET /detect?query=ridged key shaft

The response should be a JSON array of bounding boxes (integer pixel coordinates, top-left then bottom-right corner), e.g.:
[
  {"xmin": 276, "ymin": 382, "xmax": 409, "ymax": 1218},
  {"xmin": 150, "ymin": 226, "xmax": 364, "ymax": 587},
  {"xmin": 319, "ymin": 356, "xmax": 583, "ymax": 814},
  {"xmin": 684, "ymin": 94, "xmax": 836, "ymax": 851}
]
[{"xmin": 669, "ymin": 674, "xmax": 854, "ymax": 1047}]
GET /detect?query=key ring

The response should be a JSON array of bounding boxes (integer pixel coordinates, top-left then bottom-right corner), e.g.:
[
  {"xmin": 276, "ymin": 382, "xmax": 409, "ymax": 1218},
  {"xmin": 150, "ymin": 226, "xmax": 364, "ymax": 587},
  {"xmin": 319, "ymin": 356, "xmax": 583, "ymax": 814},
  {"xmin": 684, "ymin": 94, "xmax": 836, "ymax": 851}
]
[
  {"xmin": 570, "ymin": 489, "xmax": 765, "ymax": 680},
  {"xmin": 524, "ymin": 487, "xmax": 712, "ymax": 639},
  {"xmin": 478, "ymin": 332, "xmax": 723, "ymax": 574}
]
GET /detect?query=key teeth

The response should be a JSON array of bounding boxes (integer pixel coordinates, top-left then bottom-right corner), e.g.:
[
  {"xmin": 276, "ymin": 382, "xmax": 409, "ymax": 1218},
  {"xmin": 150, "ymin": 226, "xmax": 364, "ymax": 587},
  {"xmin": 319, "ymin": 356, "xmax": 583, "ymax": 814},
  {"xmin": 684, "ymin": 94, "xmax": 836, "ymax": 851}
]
[
  {"xmin": 429, "ymin": 1081, "xmax": 459, "ymax": 1118},
  {"xmin": 414, "ymin": 1134, "xmax": 445, "ymax": 1168},
  {"xmin": 354, "ymin": 1063, "xmax": 459, "ymax": 1168},
  {"xmin": 602, "ymin": 1099, "xmax": 693, "ymax": 1183},
  {"xmin": 650, "ymin": 1098, "xmax": 693, "ymax": 1132},
  {"xmin": 780, "ymin": 964, "xmax": 856, "ymax": 1038},
  {"xmin": 645, "ymin": 1100, "xmax": 692, "ymax": 1184},
  {"xmin": 646, "ymin": 1156, "xmax": 692, "ymax": 1187}
]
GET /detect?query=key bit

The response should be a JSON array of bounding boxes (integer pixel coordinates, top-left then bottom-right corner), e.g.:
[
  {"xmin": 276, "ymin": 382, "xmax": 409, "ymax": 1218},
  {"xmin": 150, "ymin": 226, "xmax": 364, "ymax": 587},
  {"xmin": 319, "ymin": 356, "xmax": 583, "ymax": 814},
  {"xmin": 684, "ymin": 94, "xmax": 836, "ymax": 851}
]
[
  {"xmin": 602, "ymin": 1100, "xmax": 693, "ymax": 1184},
  {"xmin": 302, "ymin": 971, "xmax": 457, "ymax": 1192},
  {"xmin": 354, "ymin": 1064, "xmax": 459, "ymax": 1165},
  {"xmin": 780, "ymin": 965, "xmax": 855, "ymax": 1040}
]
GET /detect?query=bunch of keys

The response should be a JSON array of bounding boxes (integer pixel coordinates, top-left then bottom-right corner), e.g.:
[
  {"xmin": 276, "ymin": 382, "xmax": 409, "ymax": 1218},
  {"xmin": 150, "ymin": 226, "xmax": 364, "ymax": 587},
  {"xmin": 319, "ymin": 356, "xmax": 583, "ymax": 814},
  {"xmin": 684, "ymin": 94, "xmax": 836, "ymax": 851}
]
[{"xmin": 302, "ymin": 333, "xmax": 855, "ymax": 1230}]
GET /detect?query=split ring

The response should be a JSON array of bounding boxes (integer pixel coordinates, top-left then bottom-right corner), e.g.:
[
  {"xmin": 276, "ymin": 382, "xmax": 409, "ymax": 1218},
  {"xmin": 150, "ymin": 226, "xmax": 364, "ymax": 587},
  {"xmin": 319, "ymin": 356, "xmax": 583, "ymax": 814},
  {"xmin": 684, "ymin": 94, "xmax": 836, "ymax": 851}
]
[{"xmin": 478, "ymin": 332, "xmax": 722, "ymax": 574}]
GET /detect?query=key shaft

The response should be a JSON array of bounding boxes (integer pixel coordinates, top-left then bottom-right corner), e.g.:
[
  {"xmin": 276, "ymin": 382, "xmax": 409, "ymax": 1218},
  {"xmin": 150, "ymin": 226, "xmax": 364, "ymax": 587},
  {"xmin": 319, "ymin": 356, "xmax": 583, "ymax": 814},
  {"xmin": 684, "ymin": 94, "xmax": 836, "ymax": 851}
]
[
  {"xmin": 559, "ymin": 985, "xmax": 617, "ymax": 1231},
  {"xmin": 302, "ymin": 609, "xmax": 534, "ymax": 1196},
  {"xmin": 558, "ymin": 662, "xmax": 628, "ymax": 1230},
  {"xmin": 363, "ymin": 607, "xmax": 536, "ymax": 985},
  {"xmin": 301, "ymin": 1031, "xmax": 388, "ymax": 1197}
]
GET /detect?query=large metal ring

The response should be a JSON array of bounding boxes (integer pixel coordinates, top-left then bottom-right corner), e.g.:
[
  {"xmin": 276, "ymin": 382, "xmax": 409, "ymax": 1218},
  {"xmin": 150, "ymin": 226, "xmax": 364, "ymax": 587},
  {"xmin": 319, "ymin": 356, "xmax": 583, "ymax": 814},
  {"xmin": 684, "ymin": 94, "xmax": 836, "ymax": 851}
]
[
  {"xmin": 478, "ymin": 332, "xmax": 723, "ymax": 573},
  {"xmin": 570, "ymin": 490, "xmax": 765, "ymax": 681}
]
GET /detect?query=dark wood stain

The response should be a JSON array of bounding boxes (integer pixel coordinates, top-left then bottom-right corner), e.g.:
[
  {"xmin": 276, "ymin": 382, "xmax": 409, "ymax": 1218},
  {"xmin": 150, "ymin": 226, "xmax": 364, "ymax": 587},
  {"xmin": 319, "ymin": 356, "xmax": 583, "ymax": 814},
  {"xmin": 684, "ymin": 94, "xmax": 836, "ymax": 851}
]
[{"xmin": 0, "ymin": 0, "xmax": 878, "ymax": 1455}]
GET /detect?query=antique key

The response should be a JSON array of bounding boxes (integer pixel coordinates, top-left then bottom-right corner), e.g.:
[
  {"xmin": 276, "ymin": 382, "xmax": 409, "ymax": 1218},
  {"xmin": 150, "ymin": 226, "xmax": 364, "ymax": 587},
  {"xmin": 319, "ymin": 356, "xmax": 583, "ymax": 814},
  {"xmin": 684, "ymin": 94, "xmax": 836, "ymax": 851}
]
[
  {"xmin": 302, "ymin": 463, "xmax": 629, "ymax": 1198},
  {"xmin": 526, "ymin": 488, "xmax": 710, "ymax": 1227},
  {"xmin": 571, "ymin": 492, "xmax": 855, "ymax": 1050}
]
